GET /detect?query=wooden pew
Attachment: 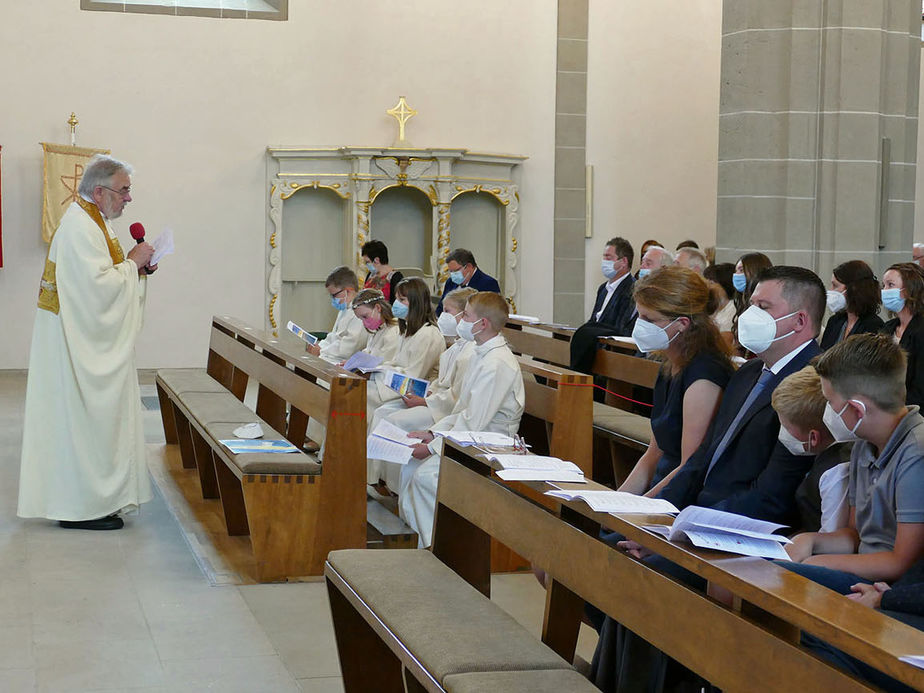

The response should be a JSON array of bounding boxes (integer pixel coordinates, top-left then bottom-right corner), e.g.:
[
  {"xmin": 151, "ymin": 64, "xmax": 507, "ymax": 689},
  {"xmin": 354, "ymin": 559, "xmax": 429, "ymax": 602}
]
[
  {"xmin": 503, "ymin": 319, "xmax": 658, "ymax": 485},
  {"xmin": 156, "ymin": 316, "xmax": 367, "ymax": 581},
  {"xmin": 325, "ymin": 442, "xmax": 924, "ymax": 692},
  {"xmin": 489, "ymin": 357, "xmax": 593, "ymax": 571}
]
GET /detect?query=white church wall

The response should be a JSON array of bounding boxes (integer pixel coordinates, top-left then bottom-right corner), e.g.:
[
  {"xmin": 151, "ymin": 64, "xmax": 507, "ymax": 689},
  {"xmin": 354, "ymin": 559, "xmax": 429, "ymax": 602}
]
[
  {"xmin": 0, "ymin": 0, "xmax": 556, "ymax": 368},
  {"xmin": 584, "ymin": 0, "xmax": 723, "ymax": 315}
]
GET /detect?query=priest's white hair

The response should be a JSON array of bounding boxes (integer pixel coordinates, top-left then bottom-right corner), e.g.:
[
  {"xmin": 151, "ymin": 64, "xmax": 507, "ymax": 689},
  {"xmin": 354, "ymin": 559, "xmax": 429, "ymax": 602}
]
[{"xmin": 77, "ymin": 154, "xmax": 134, "ymax": 199}]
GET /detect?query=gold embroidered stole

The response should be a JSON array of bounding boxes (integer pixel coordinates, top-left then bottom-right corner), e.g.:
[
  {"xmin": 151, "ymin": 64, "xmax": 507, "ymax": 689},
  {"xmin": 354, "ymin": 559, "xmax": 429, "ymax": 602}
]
[{"xmin": 38, "ymin": 199, "xmax": 126, "ymax": 314}]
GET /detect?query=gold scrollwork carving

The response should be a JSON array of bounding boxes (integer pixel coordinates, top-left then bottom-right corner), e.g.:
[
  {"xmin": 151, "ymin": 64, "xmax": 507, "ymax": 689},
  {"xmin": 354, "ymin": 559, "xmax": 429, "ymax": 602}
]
[
  {"xmin": 437, "ymin": 203, "xmax": 451, "ymax": 284},
  {"xmin": 270, "ymin": 231, "xmax": 277, "ymax": 249},
  {"xmin": 451, "ymin": 184, "xmax": 509, "ymax": 205},
  {"xmin": 510, "ymin": 238, "xmax": 517, "ymax": 252},
  {"xmin": 506, "ymin": 297, "xmax": 517, "ymax": 313},
  {"xmin": 426, "ymin": 184, "xmax": 438, "ymax": 206},
  {"xmin": 281, "ymin": 181, "xmax": 351, "ymax": 200},
  {"xmin": 268, "ymin": 293, "xmax": 278, "ymax": 331}
]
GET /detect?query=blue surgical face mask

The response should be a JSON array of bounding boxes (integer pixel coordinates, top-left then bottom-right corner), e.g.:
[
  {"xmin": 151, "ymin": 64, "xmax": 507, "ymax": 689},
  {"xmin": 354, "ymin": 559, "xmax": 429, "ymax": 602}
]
[
  {"xmin": 882, "ymin": 288, "xmax": 905, "ymax": 313},
  {"xmin": 638, "ymin": 268, "xmax": 651, "ymax": 279},
  {"xmin": 601, "ymin": 259, "xmax": 620, "ymax": 280},
  {"xmin": 449, "ymin": 269, "xmax": 465, "ymax": 285},
  {"xmin": 392, "ymin": 299, "xmax": 410, "ymax": 319},
  {"xmin": 331, "ymin": 296, "xmax": 347, "ymax": 311},
  {"xmin": 732, "ymin": 272, "xmax": 747, "ymax": 293},
  {"xmin": 365, "ymin": 262, "xmax": 377, "ymax": 274}
]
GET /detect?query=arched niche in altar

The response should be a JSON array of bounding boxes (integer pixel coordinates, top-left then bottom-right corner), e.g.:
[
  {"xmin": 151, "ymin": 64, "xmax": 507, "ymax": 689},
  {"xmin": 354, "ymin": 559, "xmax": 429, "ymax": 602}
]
[
  {"xmin": 265, "ymin": 147, "xmax": 525, "ymax": 335},
  {"xmin": 278, "ymin": 186, "xmax": 350, "ymax": 332},
  {"xmin": 449, "ymin": 191, "xmax": 505, "ymax": 287},
  {"xmin": 369, "ymin": 186, "xmax": 433, "ymax": 278}
]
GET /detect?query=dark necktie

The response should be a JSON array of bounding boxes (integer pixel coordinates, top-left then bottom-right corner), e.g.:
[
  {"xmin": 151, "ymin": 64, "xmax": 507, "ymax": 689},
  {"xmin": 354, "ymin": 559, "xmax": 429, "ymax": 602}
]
[{"xmin": 705, "ymin": 367, "xmax": 775, "ymax": 477}]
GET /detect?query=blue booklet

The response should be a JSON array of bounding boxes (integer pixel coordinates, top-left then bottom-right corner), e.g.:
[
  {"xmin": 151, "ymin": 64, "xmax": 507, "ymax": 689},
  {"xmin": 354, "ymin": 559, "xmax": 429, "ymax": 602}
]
[
  {"xmin": 220, "ymin": 439, "xmax": 300, "ymax": 454},
  {"xmin": 287, "ymin": 320, "xmax": 318, "ymax": 345},
  {"xmin": 384, "ymin": 370, "xmax": 428, "ymax": 397}
]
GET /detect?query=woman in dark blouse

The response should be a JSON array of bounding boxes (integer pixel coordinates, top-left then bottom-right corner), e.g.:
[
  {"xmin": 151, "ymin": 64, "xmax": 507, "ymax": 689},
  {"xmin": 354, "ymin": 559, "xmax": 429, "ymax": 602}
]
[
  {"xmin": 819, "ymin": 260, "xmax": 883, "ymax": 350},
  {"xmin": 619, "ymin": 266, "xmax": 734, "ymax": 496},
  {"xmin": 880, "ymin": 262, "xmax": 924, "ymax": 408}
]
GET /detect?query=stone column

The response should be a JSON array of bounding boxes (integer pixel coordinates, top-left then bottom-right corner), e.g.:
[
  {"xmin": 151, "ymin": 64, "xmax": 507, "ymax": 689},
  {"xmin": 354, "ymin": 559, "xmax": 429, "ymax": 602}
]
[
  {"xmin": 716, "ymin": 0, "xmax": 920, "ymax": 283},
  {"xmin": 553, "ymin": 0, "xmax": 589, "ymax": 324}
]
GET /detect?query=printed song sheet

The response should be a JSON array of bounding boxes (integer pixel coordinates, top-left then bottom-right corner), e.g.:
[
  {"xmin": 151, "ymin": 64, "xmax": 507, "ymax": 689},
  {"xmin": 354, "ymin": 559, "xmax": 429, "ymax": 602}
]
[{"xmin": 545, "ymin": 489, "xmax": 678, "ymax": 515}]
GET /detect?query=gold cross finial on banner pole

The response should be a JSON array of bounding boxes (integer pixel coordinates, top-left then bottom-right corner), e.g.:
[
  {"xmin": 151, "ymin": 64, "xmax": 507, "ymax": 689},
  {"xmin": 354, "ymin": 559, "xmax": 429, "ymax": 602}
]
[
  {"xmin": 386, "ymin": 96, "xmax": 417, "ymax": 146},
  {"xmin": 67, "ymin": 112, "xmax": 79, "ymax": 146}
]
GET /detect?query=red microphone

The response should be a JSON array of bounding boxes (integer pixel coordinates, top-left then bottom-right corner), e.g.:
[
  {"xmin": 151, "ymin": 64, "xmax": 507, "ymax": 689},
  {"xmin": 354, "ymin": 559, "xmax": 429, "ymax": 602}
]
[
  {"xmin": 129, "ymin": 222, "xmax": 153, "ymax": 274},
  {"xmin": 129, "ymin": 222, "xmax": 145, "ymax": 244}
]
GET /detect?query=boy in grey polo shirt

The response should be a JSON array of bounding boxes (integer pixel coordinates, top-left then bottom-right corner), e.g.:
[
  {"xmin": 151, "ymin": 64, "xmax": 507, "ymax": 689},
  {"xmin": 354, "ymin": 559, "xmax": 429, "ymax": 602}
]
[{"xmin": 777, "ymin": 334, "xmax": 924, "ymax": 593}]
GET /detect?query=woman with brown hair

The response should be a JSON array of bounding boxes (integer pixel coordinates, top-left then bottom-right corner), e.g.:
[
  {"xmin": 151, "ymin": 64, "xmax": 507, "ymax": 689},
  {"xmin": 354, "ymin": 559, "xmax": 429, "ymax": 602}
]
[
  {"xmin": 819, "ymin": 260, "xmax": 883, "ymax": 350},
  {"xmin": 880, "ymin": 262, "xmax": 924, "ymax": 407},
  {"xmin": 366, "ymin": 277, "xmax": 445, "ymax": 486},
  {"xmin": 732, "ymin": 251, "xmax": 773, "ymax": 316},
  {"xmin": 618, "ymin": 266, "xmax": 735, "ymax": 496}
]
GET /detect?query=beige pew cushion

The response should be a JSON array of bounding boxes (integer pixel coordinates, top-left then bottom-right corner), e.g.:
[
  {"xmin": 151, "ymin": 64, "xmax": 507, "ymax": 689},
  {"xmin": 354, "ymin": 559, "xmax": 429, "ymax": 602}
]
[
  {"xmin": 156, "ymin": 368, "xmax": 227, "ymax": 395},
  {"xmin": 327, "ymin": 549, "xmax": 570, "ymax": 681},
  {"xmin": 592, "ymin": 402, "xmax": 652, "ymax": 448},
  {"xmin": 206, "ymin": 422, "xmax": 321, "ymax": 475},
  {"xmin": 443, "ymin": 669, "xmax": 598, "ymax": 692}
]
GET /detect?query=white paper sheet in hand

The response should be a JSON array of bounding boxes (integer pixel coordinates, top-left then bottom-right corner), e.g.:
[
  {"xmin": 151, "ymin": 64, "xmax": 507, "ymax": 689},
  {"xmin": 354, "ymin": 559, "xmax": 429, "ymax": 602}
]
[
  {"xmin": 366, "ymin": 434, "xmax": 414, "ymax": 465},
  {"xmin": 370, "ymin": 420, "xmax": 420, "ymax": 446},
  {"xmin": 150, "ymin": 228, "xmax": 174, "ymax": 266},
  {"xmin": 343, "ymin": 351, "xmax": 384, "ymax": 373}
]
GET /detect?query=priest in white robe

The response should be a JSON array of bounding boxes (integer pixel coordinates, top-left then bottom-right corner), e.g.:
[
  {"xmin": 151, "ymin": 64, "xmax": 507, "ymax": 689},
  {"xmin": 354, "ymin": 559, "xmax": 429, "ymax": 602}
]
[
  {"xmin": 399, "ymin": 292, "xmax": 525, "ymax": 547},
  {"xmin": 18, "ymin": 155, "xmax": 156, "ymax": 530}
]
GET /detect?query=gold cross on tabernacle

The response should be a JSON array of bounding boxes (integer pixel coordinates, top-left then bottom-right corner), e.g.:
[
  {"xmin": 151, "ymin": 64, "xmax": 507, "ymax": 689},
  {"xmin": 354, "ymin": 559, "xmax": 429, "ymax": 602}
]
[
  {"xmin": 60, "ymin": 163, "xmax": 84, "ymax": 207},
  {"xmin": 386, "ymin": 96, "xmax": 417, "ymax": 144}
]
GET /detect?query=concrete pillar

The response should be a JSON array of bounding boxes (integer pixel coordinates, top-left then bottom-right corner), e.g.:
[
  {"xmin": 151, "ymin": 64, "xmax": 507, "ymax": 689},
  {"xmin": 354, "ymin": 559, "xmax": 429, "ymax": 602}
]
[
  {"xmin": 553, "ymin": 0, "xmax": 588, "ymax": 324},
  {"xmin": 716, "ymin": 0, "xmax": 920, "ymax": 283}
]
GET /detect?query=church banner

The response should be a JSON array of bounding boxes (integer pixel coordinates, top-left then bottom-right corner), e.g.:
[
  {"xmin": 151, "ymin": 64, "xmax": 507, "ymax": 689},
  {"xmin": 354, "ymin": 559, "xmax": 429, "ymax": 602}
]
[{"xmin": 40, "ymin": 143, "xmax": 109, "ymax": 243}]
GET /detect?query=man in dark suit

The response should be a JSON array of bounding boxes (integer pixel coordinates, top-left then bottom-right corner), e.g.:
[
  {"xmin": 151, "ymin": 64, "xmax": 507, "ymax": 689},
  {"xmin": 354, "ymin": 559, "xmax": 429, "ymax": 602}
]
[
  {"xmin": 591, "ymin": 265, "xmax": 828, "ymax": 693},
  {"xmin": 569, "ymin": 237, "xmax": 637, "ymax": 373},
  {"xmin": 435, "ymin": 248, "xmax": 500, "ymax": 315}
]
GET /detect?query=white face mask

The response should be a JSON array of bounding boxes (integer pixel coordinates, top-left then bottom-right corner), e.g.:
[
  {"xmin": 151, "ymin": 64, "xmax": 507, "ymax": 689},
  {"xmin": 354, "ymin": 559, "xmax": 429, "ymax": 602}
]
[
  {"xmin": 437, "ymin": 311, "xmax": 459, "ymax": 337},
  {"xmin": 822, "ymin": 400, "xmax": 866, "ymax": 443},
  {"xmin": 777, "ymin": 426, "xmax": 813, "ymax": 456},
  {"xmin": 736, "ymin": 306, "xmax": 797, "ymax": 354},
  {"xmin": 631, "ymin": 317, "xmax": 679, "ymax": 353},
  {"xmin": 457, "ymin": 318, "xmax": 483, "ymax": 342},
  {"xmin": 601, "ymin": 259, "xmax": 621, "ymax": 280},
  {"xmin": 826, "ymin": 290, "xmax": 847, "ymax": 314}
]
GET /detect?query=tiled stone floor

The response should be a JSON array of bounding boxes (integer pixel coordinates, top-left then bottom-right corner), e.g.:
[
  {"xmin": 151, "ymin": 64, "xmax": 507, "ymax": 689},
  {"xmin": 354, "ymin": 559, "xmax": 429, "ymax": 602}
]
[{"xmin": 0, "ymin": 370, "xmax": 595, "ymax": 691}]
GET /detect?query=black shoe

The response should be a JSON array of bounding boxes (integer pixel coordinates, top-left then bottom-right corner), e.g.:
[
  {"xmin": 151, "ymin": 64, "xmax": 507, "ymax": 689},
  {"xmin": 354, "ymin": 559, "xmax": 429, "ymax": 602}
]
[{"xmin": 58, "ymin": 514, "xmax": 124, "ymax": 530}]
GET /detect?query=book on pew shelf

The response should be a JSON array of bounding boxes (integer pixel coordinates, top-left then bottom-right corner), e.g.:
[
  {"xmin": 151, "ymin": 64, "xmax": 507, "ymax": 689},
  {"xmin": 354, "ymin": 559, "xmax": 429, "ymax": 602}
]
[
  {"xmin": 900, "ymin": 655, "xmax": 924, "ymax": 670},
  {"xmin": 434, "ymin": 431, "xmax": 517, "ymax": 447},
  {"xmin": 545, "ymin": 489, "xmax": 678, "ymax": 515},
  {"xmin": 220, "ymin": 439, "xmax": 300, "ymax": 454},
  {"xmin": 484, "ymin": 454, "xmax": 586, "ymax": 483},
  {"xmin": 384, "ymin": 370, "xmax": 428, "ymax": 397},
  {"xmin": 366, "ymin": 420, "xmax": 417, "ymax": 465},
  {"xmin": 343, "ymin": 351, "xmax": 383, "ymax": 373},
  {"xmin": 542, "ymin": 322, "xmax": 577, "ymax": 331},
  {"xmin": 508, "ymin": 313, "xmax": 541, "ymax": 323},
  {"xmin": 604, "ymin": 335, "xmax": 637, "ymax": 347},
  {"xmin": 643, "ymin": 505, "xmax": 791, "ymax": 560},
  {"xmin": 286, "ymin": 320, "xmax": 318, "ymax": 345}
]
